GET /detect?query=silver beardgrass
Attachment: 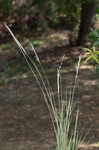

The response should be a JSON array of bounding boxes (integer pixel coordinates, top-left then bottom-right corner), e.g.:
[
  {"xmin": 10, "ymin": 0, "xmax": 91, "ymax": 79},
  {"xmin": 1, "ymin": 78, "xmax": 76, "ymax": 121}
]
[{"xmin": 5, "ymin": 24, "xmax": 82, "ymax": 150}]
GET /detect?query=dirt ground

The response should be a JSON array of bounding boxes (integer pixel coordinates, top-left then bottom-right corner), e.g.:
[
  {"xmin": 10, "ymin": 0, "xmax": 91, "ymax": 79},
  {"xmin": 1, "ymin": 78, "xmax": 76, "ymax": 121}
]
[{"xmin": 0, "ymin": 33, "xmax": 99, "ymax": 150}]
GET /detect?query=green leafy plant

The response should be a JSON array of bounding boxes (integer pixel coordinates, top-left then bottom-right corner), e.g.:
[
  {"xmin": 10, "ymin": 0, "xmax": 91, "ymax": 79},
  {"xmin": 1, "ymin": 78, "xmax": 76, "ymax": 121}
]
[
  {"xmin": 88, "ymin": 28, "xmax": 99, "ymax": 47},
  {"xmin": 83, "ymin": 47, "xmax": 99, "ymax": 64},
  {"xmin": 83, "ymin": 46, "xmax": 99, "ymax": 76},
  {"xmin": 83, "ymin": 28, "xmax": 99, "ymax": 75},
  {"xmin": 6, "ymin": 25, "xmax": 82, "ymax": 150}
]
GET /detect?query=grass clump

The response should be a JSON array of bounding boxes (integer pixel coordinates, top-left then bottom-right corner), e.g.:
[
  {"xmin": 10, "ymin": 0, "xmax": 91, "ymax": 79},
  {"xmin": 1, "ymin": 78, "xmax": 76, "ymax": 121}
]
[{"xmin": 6, "ymin": 24, "xmax": 82, "ymax": 150}]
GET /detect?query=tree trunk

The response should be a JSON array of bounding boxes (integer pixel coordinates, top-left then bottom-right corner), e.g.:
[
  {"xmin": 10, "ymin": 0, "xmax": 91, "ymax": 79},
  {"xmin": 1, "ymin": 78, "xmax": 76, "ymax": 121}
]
[{"xmin": 76, "ymin": 1, "xmax": 96, "ymax": 46}]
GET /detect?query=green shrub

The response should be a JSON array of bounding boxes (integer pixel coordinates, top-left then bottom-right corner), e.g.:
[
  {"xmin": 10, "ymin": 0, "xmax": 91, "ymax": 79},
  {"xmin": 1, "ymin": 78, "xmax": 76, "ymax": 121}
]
[{"xmin": 88, "ymin": 28, "xmax": 99, "ymax": 47}]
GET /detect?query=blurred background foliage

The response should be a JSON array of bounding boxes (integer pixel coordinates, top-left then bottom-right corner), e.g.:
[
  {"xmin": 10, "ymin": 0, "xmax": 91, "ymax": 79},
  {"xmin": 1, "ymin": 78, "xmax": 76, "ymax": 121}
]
[
  {"xmin": 0, "ymin": 0, "xmax": 99, "ymax": 45},
  {"xmin": 0, "ymin": 0, "xmax": 99, "ymax": 81}
]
